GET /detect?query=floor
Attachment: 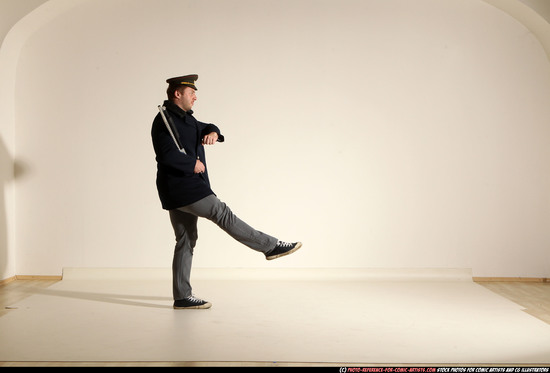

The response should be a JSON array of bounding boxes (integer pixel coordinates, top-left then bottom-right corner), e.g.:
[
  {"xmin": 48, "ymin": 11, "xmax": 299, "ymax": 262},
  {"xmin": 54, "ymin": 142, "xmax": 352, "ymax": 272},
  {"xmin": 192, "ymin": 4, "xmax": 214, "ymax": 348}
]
[
  {"xmin": 1, "ymin": 268, "xmax": 550, "ymax": 367},
  {"xmin": 477, "ymin": 281, "xmax": 550, "ymax": 326}
]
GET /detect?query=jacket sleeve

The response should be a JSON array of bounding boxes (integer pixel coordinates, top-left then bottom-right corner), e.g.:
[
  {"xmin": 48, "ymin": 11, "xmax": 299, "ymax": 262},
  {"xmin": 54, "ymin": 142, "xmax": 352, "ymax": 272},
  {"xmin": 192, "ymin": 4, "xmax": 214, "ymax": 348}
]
[
  {"xmin": 199, "ymin": 121, "xmax": 225, "ymax": 142},
  {"xmin": 152, "ymin": 114, "xmax": 196, "ymax": 175}
]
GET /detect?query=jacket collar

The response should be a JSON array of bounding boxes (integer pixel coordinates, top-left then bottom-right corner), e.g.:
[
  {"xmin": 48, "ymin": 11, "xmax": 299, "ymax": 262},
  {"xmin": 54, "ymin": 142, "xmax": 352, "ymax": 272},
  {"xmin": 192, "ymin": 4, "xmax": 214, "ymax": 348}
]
[{"xmin": 163, "ymin": 100, "xmax": 193, "ymax": 118}]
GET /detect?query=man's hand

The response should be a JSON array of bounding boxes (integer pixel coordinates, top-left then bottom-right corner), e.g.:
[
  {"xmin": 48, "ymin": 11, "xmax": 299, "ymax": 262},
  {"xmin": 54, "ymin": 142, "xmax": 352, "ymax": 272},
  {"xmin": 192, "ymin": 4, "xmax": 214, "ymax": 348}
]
[
  {"xmin": 202, "ymin": 132, "xmax": 218, "ymax": 145},
  {"xmin": 194, "ymin": 160, "xmax": 205, "ymax": 174}
]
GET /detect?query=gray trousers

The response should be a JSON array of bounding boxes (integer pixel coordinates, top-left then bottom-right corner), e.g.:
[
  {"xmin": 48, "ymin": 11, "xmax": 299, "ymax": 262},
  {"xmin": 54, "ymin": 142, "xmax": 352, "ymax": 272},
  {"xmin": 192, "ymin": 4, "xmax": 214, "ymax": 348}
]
[{"xmin": 169, "ymin": 194, "xmax": 278, "ymax": 300}]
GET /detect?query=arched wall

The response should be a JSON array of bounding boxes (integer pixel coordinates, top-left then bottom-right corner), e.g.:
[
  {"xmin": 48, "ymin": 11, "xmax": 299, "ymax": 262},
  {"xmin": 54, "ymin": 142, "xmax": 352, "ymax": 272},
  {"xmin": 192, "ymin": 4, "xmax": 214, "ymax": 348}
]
[
  {"xmin": 2, "ymin": 0, "xmax": 550, "ymax": 278},
  {"xmin": 0, "ymin": 0, "xmax": 86, "ymax": 280}
]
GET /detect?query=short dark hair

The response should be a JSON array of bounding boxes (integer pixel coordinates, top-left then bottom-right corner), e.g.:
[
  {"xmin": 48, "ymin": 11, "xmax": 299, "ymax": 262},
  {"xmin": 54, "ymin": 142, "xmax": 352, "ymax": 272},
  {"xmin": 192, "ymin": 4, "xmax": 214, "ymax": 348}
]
[{"xmin": 166, "ymin": 84, "xmax": 185, "ymax": 100}]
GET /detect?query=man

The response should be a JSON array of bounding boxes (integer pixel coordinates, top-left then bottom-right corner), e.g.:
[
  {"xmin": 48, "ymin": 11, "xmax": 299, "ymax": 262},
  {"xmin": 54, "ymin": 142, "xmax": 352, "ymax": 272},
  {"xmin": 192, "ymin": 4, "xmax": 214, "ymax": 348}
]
[{"xmin": 151, "ymin": 74, "xmax": 302, "ymax": 309}]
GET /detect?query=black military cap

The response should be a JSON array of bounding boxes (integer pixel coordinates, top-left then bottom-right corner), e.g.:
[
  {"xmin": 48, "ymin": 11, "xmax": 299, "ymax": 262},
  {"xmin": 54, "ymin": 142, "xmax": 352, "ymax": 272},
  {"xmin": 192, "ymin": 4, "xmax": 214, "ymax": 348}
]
[{"xmin": 166, "ymin": 74, "xmax": 198, "ymax": 90}]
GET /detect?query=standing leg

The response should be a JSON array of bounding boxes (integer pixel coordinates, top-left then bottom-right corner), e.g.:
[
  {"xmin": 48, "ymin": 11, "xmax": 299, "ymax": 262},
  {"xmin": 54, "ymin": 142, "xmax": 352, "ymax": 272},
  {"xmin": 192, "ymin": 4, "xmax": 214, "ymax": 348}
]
[
  {"xmin": 170, "ymin": 194, "xmax": 301, "ymax": 310},
  {"xmin": 169, "ymin": 209, "xmax": 198, "ymax": 300}
]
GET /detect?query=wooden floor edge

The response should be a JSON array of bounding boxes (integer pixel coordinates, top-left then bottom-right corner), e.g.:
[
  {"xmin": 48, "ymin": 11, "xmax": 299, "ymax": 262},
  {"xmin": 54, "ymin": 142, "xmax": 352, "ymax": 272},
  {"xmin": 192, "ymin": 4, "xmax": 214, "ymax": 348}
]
[
  {"xmin": 2, "ymin": 274, "xmax": 548, "ymax": 284},
  {"xmin": 0, "ymin": 276, "xmax": 17, "ymax": 286},
  {"xmin": 1, "ymin": 275, "xmax": 63, "ymax": 285},
  {"xmin": 14, "ymin": 275, "xmax": 63, "ymax": 281},
  {"xmin": 473, "ymin": 276, "xmax": 549, "ymax": 283}
]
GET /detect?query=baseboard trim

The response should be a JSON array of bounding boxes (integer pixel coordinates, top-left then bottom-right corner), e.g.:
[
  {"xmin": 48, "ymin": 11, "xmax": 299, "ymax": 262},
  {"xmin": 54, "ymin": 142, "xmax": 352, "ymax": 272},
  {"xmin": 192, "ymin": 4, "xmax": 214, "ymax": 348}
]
[
  {"xmin": 14, "ymin": 275, "xmax": 63, "ymax": 281},
  {"xmin": 0, "ymin": 276, "xmax": 16, "ymax": 286},
  {"xmin": 3, "ymin": 273, "xmax": 548, "ymax": 284},
  {"xmin": 1, "ymin": 275, "xmax": 63, "ymax": 285},
  {"xmin": 474, "ymin": 277, "xmax": 549, "ymax": 283}
]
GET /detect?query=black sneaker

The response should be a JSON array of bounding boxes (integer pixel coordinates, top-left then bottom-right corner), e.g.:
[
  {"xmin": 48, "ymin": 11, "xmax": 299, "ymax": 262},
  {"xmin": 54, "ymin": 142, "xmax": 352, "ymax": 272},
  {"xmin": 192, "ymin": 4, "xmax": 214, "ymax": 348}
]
[
  {"xmin": 173, "ymin": 295, "xmax": 212, "ymax": 309},
  {"xmin": 265, "ymin": 241, "xmax": 302, "ymax": 260}
]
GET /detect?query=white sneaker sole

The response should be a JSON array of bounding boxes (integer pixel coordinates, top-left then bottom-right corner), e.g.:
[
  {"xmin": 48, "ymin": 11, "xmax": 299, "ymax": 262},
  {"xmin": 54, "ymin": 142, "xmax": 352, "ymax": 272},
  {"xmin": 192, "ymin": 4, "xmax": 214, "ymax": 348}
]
[{"xmin": 174, "ymin": 302, "xmax": 212, "ymax": 310}]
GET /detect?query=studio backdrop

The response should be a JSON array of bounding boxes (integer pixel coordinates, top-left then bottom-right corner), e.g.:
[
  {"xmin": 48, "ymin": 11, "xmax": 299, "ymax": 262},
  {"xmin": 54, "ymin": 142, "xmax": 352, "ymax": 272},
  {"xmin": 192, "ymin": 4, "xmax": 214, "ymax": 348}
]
[{"xmin": 2, "ymin": 0, "xmax": 550, "ymax": 278}]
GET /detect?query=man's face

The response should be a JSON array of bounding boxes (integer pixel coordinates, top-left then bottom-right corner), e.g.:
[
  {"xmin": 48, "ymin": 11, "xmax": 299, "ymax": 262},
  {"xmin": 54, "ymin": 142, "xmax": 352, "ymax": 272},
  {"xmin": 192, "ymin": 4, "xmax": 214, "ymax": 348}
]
[{"xmin": 175, "ymin": 86, "xmax": 197, "ymax": 112}]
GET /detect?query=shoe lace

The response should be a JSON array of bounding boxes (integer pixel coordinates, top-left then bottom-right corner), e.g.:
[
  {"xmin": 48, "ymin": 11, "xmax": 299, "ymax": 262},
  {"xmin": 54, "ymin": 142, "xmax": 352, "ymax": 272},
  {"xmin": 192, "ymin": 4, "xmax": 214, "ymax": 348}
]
[
  {"xmin": 186, "ymin": 295, "xmax": 204, "ymax": 303},
  {"xmin": 277, "ymin": 241, "xmax": 293, "ymax": 248}
]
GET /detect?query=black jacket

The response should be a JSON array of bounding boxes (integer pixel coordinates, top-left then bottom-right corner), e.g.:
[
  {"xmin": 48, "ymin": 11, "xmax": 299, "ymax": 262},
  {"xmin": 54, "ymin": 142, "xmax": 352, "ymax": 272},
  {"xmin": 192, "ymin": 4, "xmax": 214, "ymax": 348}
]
[{"xmin": 151, "ymin": 100, "xmax": 224, "ymax": 210}]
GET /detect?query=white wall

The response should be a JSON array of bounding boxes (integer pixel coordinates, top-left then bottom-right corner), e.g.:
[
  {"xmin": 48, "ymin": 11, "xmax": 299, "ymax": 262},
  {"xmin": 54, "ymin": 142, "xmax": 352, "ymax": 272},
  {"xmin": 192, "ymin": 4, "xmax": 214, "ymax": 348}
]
[
  {"xmin": 5, "ymin": 0, "xmax": 550, "ymax": 278},
  {"xmin": 0, "ymin": 0, "xmax": 48, "ymax": 45},
  {"xmin": 519, "ymin": 0, "xmax": 550, "ymax": 22},
  {"xmin": 485, "ymin": 0, "xmax": 550, "ymax": 62},
  {"xmin": 0, "ymin": 0, "xmax": 60, "ymax": 280}
]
